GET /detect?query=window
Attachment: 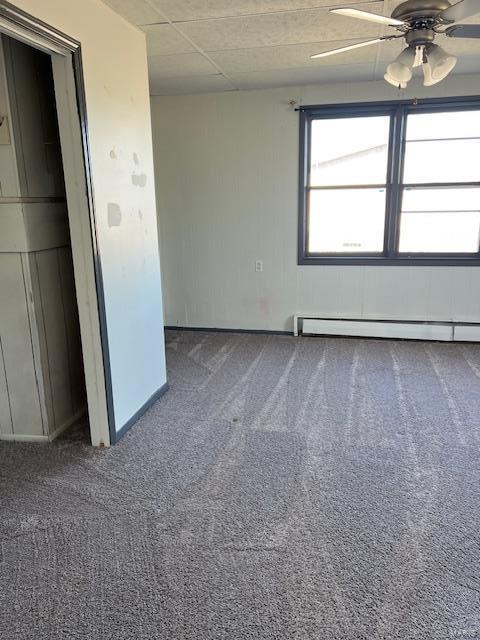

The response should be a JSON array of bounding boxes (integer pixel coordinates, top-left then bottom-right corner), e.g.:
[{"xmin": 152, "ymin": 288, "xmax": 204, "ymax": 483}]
[{"xmin": 298, "ymin": 98, "xmax": 480, "ymax": 265}]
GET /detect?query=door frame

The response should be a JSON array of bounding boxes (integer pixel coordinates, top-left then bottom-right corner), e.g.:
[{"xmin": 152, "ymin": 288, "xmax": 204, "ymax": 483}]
[{"xmin": 0, "ymin": 1, "xmax": 114, "ymax": 446}]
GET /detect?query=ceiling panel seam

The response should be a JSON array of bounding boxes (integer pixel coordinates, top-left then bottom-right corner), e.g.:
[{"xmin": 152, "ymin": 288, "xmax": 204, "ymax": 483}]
[
  {"xmin": 199, "ymin": 37, "xmax": 388, "ymax": 55},
  {"xmin": 229, "ymin": 60, "xmax": 381, "ymax": 75},
  {"xmin": 142, "ymin": 0, "xmax": 388, "ymax": 25},
  {"xmin": 143, "ymin": 0, "xmax": 239, "ymax": 90},
  {"xmin": 151, "ymin": 60, "xmax": 377, "ymax": 81},
  {"xmin": 148, "ymin": 36, "xmax": 390, "ymax": 57}
]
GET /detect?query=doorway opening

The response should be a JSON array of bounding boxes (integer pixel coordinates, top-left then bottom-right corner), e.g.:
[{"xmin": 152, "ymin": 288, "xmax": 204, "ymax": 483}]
[
  {"xmin": 0, "ymin": 35, "xmax": 89, "ymax": 443},
  {"xmin": 0, "ymin": 5, "xmax": 112, "ymax": 447}
]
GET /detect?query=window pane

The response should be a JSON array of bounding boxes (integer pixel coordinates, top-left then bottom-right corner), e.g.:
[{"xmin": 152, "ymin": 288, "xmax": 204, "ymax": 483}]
[
  {"xmin": 403, "ymin": 139, "xmax": 480, "ymax": 184},
  {"xmin": 308, "ymin": 188, "xmax": 386, "ymax": 253},
  {"xmin": 406, "ymin": 110, "xmax": 480, "ymax": 140},
  {"xmin": 399, "ymin": 187, "xmax": 480, "ymax": 253},
  {"xmin": 403, "ymin": 187, "xmax": 480, "ymax": 212},
  {"xmin": 399, "ymin": 211, "xmax": 480, "ymax": 253},
  {"xmin": 310, "ymin": 116, "xmax": 390, "ymax": 186}
]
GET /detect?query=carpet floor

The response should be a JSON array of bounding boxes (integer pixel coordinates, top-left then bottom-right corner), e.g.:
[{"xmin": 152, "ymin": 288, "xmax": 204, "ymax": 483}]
[{"xmin": 1, "ymin": 330, "xmax": 480, "ymax": 639}]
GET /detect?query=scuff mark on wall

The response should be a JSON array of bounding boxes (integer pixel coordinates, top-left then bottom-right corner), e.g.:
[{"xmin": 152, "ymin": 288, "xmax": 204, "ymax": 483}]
[
  {"xmin": 241, "ymin": 296, "xmax": 271, "ymax": 316},
  {"xmin": 109, "ymin": 148, "xmax": 117, "ymax": 159},
  {"xmin": 132, "ymin": 152, "xmax": 147, "ymax": 187},
  {"xmin": 131, "ymin": 172, "xmax": 147, "ymax": 187},
  {"xmin": 107, "ymin": 202, "xmax": 122, "ymax": 227}
]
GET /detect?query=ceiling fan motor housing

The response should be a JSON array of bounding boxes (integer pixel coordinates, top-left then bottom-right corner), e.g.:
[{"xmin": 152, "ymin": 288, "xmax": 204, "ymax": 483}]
[
  {"xmin": 405, "ymin": 28, "xmax": 436, "ymax": 45},
  {"xmin": 391, "ymin": 0, "xmax": 453, "ymax": 22},
  {"xmin": 392, "ymin": 1, "xmax": 455, "ymax": 47}
]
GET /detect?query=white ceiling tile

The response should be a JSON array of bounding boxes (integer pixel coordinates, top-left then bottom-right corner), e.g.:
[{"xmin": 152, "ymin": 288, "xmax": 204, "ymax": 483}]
[
  {"xmin": 452, "ymin": 58, "xmax": 480, "ymax": 75},
  {"xmin": 149, "ymin": 73, "xmax": 235, "ymax": 95},
  {"xmin": 210, "ymin": 39, "xmax": 392, "ymax": 73},
  {"xmin": 103, "ymin": 0, "xmax": 480, "ymax": 95},
  {"xmin": 102, "ymin": 0, "xmax": 163, "ymax": 25},
  {"xmin": 461, "ymin": 12, "xmax": 480, "ymax": 24},
  {"xmin": 149, "ymin": 53, "xmax": 220, "ymax": 78},
  {"xmin": 150, "ymin": 0, "xmax": 377, "ymax": 22},
  {"xmin": 230, "ymin": 63, "xmax": 376, "ymax": 90},
  {"xmin": 177, "ymin": 4, "xmax": 392, "ymax": 51},
  {"xmin": 142, "ymin": 24, "xmax": 196, "ymax": 55},
  {"xmin": 377, "ymin": 37, "xmax": 403, "ymax": 59},
  {"xmin": 438, "ymin": 35, "xmax": 480, "ymax": 56}
]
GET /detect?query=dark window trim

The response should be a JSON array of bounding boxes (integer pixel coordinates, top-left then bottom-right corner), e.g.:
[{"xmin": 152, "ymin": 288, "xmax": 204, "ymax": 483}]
[{"xmin": 298, "ymin": 95, "xmax": 480, "ymax": 266}]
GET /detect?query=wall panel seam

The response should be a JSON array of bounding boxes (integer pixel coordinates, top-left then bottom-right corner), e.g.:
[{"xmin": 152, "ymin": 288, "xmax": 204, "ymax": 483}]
[
  {"xmin": 19, "ymin": 252, "xmax": 47, "ymax": 434},
  {"xmin": 0, "ymin": 334, "xmax": 14, "ymax": 434}
]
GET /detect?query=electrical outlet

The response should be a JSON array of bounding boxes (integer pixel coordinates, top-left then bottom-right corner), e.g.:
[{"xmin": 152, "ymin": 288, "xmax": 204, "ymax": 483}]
[{"xmin": 255, "ymin": 260, "xmax": 263, "ymax": 272}]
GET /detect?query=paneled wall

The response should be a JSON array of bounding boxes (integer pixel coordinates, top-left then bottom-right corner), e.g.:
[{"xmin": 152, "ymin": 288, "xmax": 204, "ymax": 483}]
[
  {"xmin": 28, "ymin": 248, "xmax": 86, "ymax": 435},
  {"xmin": 0, "ymin": 253, "xmax": 45, "ymax": 438},
  {"xmin": 0, "ymin": 249, "xmax": 84, "ymax": 440},
  {"xmin": 152, "ymin": 74, "xmax": 480, "ymax": 332},
  {"xmin": 0, "ymin": 36, "xmax": 86, "ymax": 441}
]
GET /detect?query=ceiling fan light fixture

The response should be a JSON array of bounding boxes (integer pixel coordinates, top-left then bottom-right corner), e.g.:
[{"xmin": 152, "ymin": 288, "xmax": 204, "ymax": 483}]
[
  {"xmin": 313, "ymin": 0, "xmax": 479, "ymax": 89},
  {"xmin": 426, "ymin": 44, "xmax": 457, "ymax": 80},
  {"xmin": 384, "ymin": 72, "xmax": 408, "ymax": 89},
  {"xmin": 385, "ymin": 46, "xmax": 416, "ymax": 84},
  {"xmin": 422, "ymin": 62, "xmax": 443, "ymax": 86},
  {"xmin": 385, "ymin": 62, "xmax": 412, "ymax": 83}
]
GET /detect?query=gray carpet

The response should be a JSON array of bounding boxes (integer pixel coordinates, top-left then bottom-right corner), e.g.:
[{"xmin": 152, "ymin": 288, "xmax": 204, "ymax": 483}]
[{"xmin": 2, "ymin": 330, "xmax": 480, "ymax": 639}]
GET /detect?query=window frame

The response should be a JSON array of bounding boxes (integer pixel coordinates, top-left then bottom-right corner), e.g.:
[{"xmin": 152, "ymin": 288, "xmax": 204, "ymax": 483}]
[{"xmin": 298, "ymin": 96, "xmax": 480, "ymax": 266}]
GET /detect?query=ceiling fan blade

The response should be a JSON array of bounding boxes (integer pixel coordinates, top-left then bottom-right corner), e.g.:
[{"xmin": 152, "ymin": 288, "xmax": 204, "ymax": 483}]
[
  {"xmin": 445, "ymin": 23, "xmax": 480, "ymax": 37},
  {"xmin": 330, "ymin": 8, "xmax": 406, "ymax": 27},
  {"xmin": 439, "ymin": 0, "xmax": 480, "ymax": 22},
  {"xmin": 310, "ymin": 38, "xmax": 383, "ymax": 59}
]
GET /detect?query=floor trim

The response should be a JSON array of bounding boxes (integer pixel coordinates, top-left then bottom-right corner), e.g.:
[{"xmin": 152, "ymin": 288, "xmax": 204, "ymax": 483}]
[
  {"xmin": 112, "ymin": 382, "xmax": 169, "ymax": 445},
  {"xmin": 165, "ymin": 326, "xmax": 291, "ymax": 336},
  {"xmin": 0, "ymin": 433, "xmax": 49, "ymax": 443},
  {"xmin": 0, "ymin": 408, "xmax": 87, "ymax": 443},
  {"xmin": 48, "ymin": 407, "xmax": 87, "ymax": 442}
]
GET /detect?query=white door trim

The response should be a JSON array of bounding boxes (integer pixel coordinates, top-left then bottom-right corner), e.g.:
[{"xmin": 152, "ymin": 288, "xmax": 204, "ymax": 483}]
[{"xmin": 51, "ymin": 54, "xmax": 110, "ymax": 447}]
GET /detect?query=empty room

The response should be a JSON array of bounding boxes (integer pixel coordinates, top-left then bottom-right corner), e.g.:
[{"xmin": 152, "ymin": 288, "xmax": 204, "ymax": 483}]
[{"xmin": 1, "ymin": 0, "xmax": 480, "ymax": 638}]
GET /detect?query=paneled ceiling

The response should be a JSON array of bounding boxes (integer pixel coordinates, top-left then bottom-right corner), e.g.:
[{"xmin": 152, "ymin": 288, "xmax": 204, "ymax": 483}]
[{"xmin": 102, "ymin": 0, "xmax": 480, "ymax": 94}]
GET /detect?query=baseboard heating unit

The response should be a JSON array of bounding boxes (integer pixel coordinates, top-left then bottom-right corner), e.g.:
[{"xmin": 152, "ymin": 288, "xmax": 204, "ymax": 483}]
[{"xmin": 293, "ymin": 314, "xmax": 480, "ymax": 342}]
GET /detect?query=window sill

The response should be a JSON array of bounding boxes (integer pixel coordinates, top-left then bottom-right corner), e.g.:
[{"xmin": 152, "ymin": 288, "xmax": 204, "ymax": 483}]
[{"xmin": 299, "ymin": 255, "xmax": 480, "ymax": 266}]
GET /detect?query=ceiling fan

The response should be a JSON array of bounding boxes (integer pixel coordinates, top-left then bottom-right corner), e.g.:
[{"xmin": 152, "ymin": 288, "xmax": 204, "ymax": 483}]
[{"xmin": 310, "ymin": 0, "xmax": 480, "ymax": 87}]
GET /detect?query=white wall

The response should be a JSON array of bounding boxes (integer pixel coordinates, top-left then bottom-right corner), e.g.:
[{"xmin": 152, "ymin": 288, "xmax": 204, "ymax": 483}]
[
  {"xmin": 152, "ymin": 74, "xmax": 480, "ymax": 332},
  {"xmin": 12, "ymin": 0, "xmax": 167, "ymax": 433}
]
